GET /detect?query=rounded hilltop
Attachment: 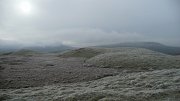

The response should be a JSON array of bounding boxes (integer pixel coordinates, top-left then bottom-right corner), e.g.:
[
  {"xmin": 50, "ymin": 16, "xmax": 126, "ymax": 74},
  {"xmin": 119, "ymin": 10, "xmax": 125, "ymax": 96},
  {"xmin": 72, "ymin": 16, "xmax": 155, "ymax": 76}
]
[{"xmin": 60, "ymin": 47, "xmax": 180, "ymax": 70}]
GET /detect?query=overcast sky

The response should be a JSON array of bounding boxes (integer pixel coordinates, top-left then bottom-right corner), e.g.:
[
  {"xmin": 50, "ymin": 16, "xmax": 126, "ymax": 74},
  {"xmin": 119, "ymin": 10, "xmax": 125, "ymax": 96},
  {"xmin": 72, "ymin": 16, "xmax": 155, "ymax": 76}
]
[{"xmin": 0, "ymin": 0, "xmax": 180, "ymax": 47}]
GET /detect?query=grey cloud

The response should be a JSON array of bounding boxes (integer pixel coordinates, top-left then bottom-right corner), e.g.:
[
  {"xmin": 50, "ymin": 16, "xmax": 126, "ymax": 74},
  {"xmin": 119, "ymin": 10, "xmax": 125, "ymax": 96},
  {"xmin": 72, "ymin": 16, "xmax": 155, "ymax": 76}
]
[
  {"xmin": 0, "ymin": 0, "xmax": 179, "ymax": 47},
  {"xmin": 1, "ymin": 28, "xmax": 146, "ymax": 47}
]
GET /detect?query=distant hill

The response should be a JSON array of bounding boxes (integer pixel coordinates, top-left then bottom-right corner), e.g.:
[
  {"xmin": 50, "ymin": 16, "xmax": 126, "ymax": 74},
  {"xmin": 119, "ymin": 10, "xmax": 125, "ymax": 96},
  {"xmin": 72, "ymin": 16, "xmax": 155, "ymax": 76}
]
[
  {"xmin": 11, "ymin": 49, "xmax": 41, "ymax": 56},
  {"xmin": 99, "ymin": 42, "xmax": 180, "ymax": 55},
  {"xmin": 0, "ymin": 44, "xmax": 74, "ymax": 53},
  {"xmin": 0, "ymin": 45, "xmax": 20, "ymax": 52},
  {"xmin": 0, "ymin": 49, "xmax": 42, "ymax": 56},
  {"xmin": 26, "ymin": 45, "xmax": 74, "ymax": 53}
]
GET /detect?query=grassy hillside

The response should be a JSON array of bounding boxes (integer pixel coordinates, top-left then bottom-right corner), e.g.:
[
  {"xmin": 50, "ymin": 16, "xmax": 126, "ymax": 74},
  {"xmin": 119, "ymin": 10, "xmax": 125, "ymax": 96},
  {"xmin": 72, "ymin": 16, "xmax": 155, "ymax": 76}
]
[
  {"xmin": 99, "ymin": 42, "xmax": 180, "ymax": 55},
  {"xmin": 87, "ymin": 48, "xmax": 180, "ymax": 70},
  {"xmin": 59, "ymin": 47, "xmax": 109, "ymax": 58},
  {"xmin": 60, "ymin": 47, "xmax": 180, "ymax": 70},
  {"xmin": 59, "ymin": 47, "xmax": 153, "ymax": 58}
]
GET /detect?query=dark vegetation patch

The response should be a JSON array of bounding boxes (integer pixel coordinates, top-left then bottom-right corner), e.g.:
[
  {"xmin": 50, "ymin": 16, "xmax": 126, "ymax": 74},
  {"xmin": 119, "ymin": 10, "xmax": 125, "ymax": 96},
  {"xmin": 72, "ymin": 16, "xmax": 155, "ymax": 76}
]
[
  {"xmin": 1, "ymin": 52, "xmax": 13, "ymax": 56},
  {"xmin": 0, "ymin": 94, "xmax": 11, "ymax": 101},
  {"xmin": 0, "ymin": 65, "xmax": 5, "ymax": 71},
  {"xmin": 46, "ymin": 64, "xmax": 55, "ymax": 66}
]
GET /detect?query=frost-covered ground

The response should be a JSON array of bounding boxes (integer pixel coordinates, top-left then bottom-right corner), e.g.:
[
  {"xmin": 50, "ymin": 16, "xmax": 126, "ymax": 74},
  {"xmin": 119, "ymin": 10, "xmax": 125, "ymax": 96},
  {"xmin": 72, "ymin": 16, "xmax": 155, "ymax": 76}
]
[
  {"xmin": 87, "ymin": 48, "xmax": 180, "ymax": 70},
  {"xmin": 0, "ymin": 48, "xmax": 180, "ymax": 101},
  {"xmin": 0, "ymin": 54, "xmax": 118, "ymax": 89},
  {"xmin": 1, "ymin": 68, "xmax": 180, "ymax": 101}
]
